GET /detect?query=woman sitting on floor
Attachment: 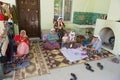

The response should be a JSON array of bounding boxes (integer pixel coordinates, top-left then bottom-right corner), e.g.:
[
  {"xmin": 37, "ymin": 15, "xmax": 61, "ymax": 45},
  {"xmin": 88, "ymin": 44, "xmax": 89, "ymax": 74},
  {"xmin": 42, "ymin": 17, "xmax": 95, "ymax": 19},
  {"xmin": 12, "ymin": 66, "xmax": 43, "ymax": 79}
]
[
  {"xmin": 66, "ymin": 31, "xmax": 80, "ymax": 48},
  {"xmin": 14, "ymin": 30, "xmax": 30, "ymax": 57},
  {"xmin": 85, "ymin": 34, "xmax": 102, "ymax": 59},
  {"xmin": 44, "ymin": 28, "xmax": 60, "ymax": 50}
]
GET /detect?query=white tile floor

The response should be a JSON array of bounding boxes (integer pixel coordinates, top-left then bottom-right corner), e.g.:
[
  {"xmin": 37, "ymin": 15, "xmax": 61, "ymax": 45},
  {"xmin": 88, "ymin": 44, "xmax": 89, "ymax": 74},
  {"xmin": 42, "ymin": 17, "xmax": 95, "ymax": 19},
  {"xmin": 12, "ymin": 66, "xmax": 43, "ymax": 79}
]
[
  {"xmin": 26, "ymin": 57, "xmax": 120, "ymax": 80},
  {"xmin": 5, "ymin": 57, "xmax": 120, "ymax": 80}
]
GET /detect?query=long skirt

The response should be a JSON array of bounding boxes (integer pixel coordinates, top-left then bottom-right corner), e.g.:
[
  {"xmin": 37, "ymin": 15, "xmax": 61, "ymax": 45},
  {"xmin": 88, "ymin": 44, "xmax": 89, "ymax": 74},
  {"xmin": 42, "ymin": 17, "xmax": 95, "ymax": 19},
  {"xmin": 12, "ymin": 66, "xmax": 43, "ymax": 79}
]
[{"xmin": 44, "ymin": 41, "xmax": 60, "ymax": 50}]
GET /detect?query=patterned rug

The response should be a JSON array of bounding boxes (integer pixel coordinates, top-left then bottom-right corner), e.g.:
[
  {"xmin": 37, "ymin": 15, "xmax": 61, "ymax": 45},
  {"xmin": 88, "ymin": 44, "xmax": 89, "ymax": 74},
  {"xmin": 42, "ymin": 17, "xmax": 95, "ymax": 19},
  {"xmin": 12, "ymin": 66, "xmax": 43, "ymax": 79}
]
[
  {"xmin": 42, "ymin": 48, "xmax": 114, "ymax": 69},
  {"xmin": 14, "ymin": 40, "xmax": 50, "ymax": 79},
  {"xmin": 10, "ymin": 40, "xmax": 114, "ymax": 79}
]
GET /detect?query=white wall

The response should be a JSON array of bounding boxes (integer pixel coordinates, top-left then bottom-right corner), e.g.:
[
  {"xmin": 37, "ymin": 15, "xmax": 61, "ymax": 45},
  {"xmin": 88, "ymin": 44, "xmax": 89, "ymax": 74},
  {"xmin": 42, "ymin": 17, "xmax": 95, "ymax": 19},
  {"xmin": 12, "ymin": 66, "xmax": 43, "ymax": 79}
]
[
  {"xmin": 40, "ymin": 0, "xmax": 54, "ymax": 30},
  {"xmin": 72, "ymin": 0, "xmax": 110, "ymax": 13},
  {"xmin": 107, "ymin": 0, "xmax": 120, "ymax": 21},
  {"xmin": 93, "ymin": 0, "xmax": 111, "ymax": 14},
  {"xmin": 95, "ymin": 19, "xmax": 120, "ymax": 55},
  {"xmin": 71, "ymin": 0, "xmax": 111, "ymax": 23}
]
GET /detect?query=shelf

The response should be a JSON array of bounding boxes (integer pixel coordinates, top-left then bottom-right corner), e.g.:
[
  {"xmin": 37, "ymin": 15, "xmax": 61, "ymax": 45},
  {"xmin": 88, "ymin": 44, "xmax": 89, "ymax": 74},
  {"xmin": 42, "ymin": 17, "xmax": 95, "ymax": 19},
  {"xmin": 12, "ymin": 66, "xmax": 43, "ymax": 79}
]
[{"xmin": 73, "ymin": 24, "xmax": 95, "ymax": 28}]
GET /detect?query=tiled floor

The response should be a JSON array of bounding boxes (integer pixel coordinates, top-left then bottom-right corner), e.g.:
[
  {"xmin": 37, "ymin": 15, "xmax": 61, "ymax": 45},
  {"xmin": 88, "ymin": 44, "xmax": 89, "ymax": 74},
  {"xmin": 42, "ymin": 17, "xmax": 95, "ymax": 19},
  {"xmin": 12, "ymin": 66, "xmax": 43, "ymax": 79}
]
[{"xmin": 5, "ymin": 56, "xmax": 120, "ymax": 80}]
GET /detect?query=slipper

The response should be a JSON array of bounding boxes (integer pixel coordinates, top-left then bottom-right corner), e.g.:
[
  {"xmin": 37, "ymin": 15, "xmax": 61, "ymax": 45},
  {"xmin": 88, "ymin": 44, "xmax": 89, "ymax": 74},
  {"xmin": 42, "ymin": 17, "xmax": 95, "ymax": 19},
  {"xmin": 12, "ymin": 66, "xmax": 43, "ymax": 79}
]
[
  {"xmin": 70, "ymin": 73, "xmax": 77, "ymax": 80},
  {"xmin": 97, "ymin": 62, "xmax": 103, "ymax": 70},
  {"xmin": 84, "ymin": 63, "xmax": 94, "ymax": 72}
]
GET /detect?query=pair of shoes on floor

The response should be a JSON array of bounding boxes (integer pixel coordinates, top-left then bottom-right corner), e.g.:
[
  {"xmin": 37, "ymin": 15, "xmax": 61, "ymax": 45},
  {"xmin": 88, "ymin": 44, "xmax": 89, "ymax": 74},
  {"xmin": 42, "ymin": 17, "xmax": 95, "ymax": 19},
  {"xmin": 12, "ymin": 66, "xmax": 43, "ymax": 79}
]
[
  {"xmin": 84, "ymin": 62, "xmax": 94, "ymax": 72},
  {"xmin": 84, "ymin": 62, "xmax": 104, "ymax": 72},
  {"xmin": 70, "ymin": 73, "xmax": 77, "ymax": 80}
]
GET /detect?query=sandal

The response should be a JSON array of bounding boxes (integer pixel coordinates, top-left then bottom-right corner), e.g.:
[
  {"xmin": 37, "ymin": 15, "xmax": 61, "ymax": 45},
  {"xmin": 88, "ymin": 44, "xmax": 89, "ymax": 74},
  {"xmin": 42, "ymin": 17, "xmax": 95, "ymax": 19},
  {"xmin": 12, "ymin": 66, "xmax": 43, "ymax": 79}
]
[
  {"xmin": 84, "ymin": 63, "xmax": 94, "ymax": 72},
  {"xmin": 97, "ymin": 62, "xmax": 103, "ymax": 70},
  {"xmin": 70, "ymin": 73, "xmax": 77, "ymax": 80}
]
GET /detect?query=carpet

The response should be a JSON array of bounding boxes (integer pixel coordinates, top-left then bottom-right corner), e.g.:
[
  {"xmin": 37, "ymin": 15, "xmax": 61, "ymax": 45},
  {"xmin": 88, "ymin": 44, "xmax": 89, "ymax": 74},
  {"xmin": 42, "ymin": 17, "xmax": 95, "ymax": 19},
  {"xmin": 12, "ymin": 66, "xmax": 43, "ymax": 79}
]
[
  {"xmin": 14, "ymin": 40, "xmax": 50, "ymax": 79},
  {"xmin": 42, "ymin": 48, "xmax": 114, "ymax": 69}
]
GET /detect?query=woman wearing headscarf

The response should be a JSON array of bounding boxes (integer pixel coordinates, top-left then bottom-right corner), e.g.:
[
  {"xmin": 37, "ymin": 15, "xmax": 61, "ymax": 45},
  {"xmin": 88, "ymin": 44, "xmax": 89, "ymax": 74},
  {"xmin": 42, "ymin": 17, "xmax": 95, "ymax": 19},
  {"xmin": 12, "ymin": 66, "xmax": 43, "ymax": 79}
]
[
  {"xmin": 20, "ymin": 30, "xmax": 28, "ymax": 38},
  {"xmin": 54, "ymin": 16, "xmax": 66, "ymax": 43},
  {"xmin": 85, "ymin": 34, "xmax": 102, "ymax": 59},
  {"xmin": 13, "ymin": 35, "xmax": 29, "ymax": 57},
  {"xmin": 44, "ymin": 28, "xmax": 60, "ymax": 50},
  {"xmin": 20, "ymin": 30, "xmax": 29, "ymax": 43},
  {"xmin": 54, "ymin": 16, "xmax": 65, "ymax": 31},
  {"xmin": 66, "ymin": 31, "xmax": 78, "ymax": 48},
  {"xmin": 13, "ymin": 30, "xmax": 30, "ymax": 57}
]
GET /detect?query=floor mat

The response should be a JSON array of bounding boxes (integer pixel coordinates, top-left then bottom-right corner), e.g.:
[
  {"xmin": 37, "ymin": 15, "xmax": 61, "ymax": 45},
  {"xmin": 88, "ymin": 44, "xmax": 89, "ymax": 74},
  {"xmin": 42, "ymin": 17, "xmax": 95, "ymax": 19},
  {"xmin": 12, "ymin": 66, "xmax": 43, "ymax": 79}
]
[
  {"xmin": 14, "ymin": 40, "xmax": 50, "ymax": 79},
  {"xmin": 42, "ymin": 48, "xmax": 114, "ymax": 69}
]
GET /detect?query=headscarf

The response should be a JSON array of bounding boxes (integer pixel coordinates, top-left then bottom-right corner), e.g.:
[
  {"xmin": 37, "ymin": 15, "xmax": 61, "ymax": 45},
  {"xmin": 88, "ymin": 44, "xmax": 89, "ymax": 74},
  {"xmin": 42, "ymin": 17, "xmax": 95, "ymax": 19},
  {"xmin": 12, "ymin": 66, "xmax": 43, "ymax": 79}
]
[
  {"xmin": 93, "ymin": 34, "xmax": 101, "ymax": 41},
  {"xmin": 57, "ymin": 16, "xmax": 62, "ymax": 21},
  {"xmin": 20, "ymin": 30, "xmax": 28, "ymax": 38},
  {"xmin": 50, "ymin": 28, "xmax": 55, "ymax": 33},
  {"xmin": 69, "ymin": 31, "xmax": 75, "ymax": 41}
]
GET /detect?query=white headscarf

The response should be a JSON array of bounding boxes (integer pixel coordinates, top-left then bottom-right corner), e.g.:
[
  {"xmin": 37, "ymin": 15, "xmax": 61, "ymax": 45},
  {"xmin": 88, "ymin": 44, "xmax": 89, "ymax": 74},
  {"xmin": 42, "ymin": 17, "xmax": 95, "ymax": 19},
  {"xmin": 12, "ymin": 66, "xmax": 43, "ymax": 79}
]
[
  {"xmin": 50, "ymin": 28, "xmax": 55, "ymax": 33},
  {"xmin": 93, "ymin": 34, "xmax": 101, "ymax": 41},
  {"xmin": 57, "ymin": 16, "xmax": 62, "ymax": 21},
  {"xmin": 20, "ymin": 30, "xmax": 27, "ymax": 37},
  {"xmin": 69, "ymin": 31, "xmax": 75, "ymax": 41}
]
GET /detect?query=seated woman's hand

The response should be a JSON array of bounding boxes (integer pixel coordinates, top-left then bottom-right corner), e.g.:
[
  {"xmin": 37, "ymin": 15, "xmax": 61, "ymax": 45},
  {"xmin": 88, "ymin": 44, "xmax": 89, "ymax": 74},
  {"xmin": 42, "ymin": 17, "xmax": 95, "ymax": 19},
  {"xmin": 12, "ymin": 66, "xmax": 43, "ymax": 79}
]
[
  {"xmin": 49, "ymin": 38, "xmax": 55, "ymax": 40},
  {"xmin": 55, "ymin": 38, "xmax": 59, "ymax": 40},
  {"xmin": 85, "ymin": 47, "xmax": 91, "ymax": 50},
  {"xmin": 91, "ymin": 48, "xmax": 96, "ymax": 51},
  {"xmin": 13, "ymin": 53, "xmax": 24, "ymax": 57}
]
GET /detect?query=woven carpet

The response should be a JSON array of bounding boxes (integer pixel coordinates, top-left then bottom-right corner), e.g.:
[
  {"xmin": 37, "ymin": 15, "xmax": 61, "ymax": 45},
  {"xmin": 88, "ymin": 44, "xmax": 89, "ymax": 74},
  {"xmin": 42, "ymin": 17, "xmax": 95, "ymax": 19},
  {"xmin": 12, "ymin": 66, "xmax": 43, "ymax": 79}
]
[
  {"xmin": 14, "ymin": 40, "xmax": 50, "ymax": 79},
  {"xmin": 42, "ymin": 48, "xmax": 114, "ymax": 69}
]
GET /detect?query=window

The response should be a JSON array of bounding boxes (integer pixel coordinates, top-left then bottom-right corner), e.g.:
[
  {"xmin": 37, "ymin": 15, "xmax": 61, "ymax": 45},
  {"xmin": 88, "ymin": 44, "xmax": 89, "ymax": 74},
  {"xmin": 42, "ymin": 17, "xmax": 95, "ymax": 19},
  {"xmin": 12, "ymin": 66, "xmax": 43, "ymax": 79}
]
[{"xmin": 54, "ymin": 0, "xmax": 72, "ymax": 21}]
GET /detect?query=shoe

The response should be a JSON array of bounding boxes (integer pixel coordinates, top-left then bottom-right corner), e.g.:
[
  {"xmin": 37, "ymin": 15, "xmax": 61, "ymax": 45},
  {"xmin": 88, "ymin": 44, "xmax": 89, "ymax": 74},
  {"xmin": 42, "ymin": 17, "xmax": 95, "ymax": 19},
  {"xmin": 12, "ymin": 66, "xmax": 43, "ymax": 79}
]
[
  {"xmin": 70, "ymin": 73, "xmax": 77, "ymax": 80},
  {"xmin": 84, "ymin": 63, "xmax": 94, "ymax": 72},
  {"xmin": 84, "ymin": 62, "xmax": 90, "ymax": 66},
  {"xmin": 97, "ymin": 62, "xmax": 103, "ymax": 70}
]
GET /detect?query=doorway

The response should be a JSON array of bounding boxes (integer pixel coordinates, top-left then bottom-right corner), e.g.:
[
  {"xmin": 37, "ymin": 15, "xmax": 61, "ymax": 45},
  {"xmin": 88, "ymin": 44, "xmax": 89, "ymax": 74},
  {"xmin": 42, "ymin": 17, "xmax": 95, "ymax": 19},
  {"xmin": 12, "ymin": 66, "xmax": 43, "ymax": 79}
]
[{"xmin": 16, "ymin": 0, "xmax": 41, "ymax": 38}]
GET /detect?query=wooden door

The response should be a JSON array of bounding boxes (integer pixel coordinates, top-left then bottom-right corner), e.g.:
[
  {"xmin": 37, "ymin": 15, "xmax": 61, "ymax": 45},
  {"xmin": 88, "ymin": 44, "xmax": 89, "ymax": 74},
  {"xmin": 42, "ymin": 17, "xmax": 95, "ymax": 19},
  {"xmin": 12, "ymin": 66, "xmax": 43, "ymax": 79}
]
[{"xmin": 16, "ymin": 0, "xmax": 41, "ymax": 38}]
